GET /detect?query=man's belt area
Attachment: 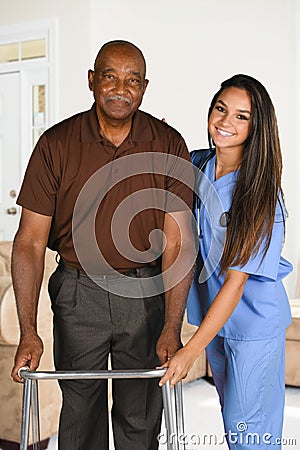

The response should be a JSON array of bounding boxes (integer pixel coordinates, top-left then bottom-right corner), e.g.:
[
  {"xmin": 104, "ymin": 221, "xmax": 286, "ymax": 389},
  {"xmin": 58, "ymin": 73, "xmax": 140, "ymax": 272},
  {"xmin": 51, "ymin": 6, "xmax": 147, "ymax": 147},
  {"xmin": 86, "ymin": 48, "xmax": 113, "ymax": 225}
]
[{"xmin": 58, "ymin": 259, "xmax": 161, "ymax": 280}]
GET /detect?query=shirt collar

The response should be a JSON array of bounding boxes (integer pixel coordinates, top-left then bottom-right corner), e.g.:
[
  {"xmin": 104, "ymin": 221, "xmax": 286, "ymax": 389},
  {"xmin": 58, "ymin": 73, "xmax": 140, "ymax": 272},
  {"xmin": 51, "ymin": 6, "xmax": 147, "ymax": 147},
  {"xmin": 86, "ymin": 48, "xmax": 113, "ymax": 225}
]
[{"xmin": 81, "ymin": 103, "xmax": 153, "ymax": 144}]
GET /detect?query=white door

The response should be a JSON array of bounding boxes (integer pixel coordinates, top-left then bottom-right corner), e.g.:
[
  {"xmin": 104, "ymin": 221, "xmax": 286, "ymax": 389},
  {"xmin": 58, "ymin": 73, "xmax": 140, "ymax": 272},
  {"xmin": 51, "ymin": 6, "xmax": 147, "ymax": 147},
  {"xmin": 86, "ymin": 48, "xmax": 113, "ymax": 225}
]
[{"xmin": 0, "ymin": 72, "xmax": 21, "ymax": 240}]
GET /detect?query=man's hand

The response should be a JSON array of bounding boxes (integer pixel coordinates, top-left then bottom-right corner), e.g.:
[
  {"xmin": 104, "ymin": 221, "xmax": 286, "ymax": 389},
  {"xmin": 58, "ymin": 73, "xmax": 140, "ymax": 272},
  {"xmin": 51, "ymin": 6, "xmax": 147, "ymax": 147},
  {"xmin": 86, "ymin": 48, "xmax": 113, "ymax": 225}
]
[
  {"xmin": 11, "ymin": 333, "xmax": 43, "ymax": 383},
  {"xmin": 156, "ymin": 325, "xmax": 182, "ymax": 364}
]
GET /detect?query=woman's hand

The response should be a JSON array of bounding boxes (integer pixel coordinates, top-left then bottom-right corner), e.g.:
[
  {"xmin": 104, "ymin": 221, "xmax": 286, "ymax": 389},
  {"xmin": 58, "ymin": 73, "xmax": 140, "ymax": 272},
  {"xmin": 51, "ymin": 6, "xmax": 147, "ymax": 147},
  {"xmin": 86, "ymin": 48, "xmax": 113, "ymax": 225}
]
[
  {"xmin": 158, "ymin": 270, "xmax": 249, "ymax": 387},
  {"xmin": 158, "ymin": 346, "xmax": 198, "ymax": 387}
]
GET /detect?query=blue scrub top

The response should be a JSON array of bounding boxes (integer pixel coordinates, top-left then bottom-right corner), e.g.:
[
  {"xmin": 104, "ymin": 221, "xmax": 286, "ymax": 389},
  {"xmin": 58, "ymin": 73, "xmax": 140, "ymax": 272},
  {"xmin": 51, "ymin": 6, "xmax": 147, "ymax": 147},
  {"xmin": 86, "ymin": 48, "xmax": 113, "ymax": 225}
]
[{"xmin": 187, "ymin": 150, "xmax": 293, "ymax": 340}]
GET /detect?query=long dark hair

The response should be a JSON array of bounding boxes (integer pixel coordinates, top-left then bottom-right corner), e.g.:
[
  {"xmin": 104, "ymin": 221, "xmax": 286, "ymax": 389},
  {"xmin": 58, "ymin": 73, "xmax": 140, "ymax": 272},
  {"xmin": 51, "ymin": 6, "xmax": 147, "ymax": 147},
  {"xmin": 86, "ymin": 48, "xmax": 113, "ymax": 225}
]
[{"xmin": 208, "ymin": 74, "xmax": 285, "ymax": 273}]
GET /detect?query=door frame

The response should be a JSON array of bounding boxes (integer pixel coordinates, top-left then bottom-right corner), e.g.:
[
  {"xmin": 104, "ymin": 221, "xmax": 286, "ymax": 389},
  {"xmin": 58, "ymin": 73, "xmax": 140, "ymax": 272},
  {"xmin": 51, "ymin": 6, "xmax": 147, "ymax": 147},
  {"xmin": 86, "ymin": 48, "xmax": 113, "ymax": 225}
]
[
  {"xmin": 0, "ymin": 71, "xmax": 21, "ymax": 240},
  {"xmin": 0, "ymin": 18, "xmax": 58, "ymax": 175}
]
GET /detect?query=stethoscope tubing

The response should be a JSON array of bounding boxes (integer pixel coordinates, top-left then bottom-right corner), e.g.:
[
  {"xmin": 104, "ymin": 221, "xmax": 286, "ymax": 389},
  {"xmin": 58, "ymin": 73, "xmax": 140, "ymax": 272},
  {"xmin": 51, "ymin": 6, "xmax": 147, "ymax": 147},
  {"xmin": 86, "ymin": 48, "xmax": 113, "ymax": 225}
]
[{"xmin": 194, "ymin": 150, "xmax": 230, "ymax": 235}]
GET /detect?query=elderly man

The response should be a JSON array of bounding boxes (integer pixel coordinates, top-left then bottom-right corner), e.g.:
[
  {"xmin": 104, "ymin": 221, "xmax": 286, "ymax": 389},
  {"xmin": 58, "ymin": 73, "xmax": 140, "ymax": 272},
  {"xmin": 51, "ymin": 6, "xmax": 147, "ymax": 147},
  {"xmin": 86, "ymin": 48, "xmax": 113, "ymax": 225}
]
[{"xmin": 11, "ymin": 40, "xmax": 195, "ymax": 450}]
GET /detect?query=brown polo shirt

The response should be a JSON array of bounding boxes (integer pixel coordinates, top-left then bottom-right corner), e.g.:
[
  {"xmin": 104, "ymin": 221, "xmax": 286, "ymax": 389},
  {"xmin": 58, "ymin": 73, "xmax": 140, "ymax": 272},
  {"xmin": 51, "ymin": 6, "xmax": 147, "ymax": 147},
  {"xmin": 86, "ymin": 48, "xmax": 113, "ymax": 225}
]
[{"xmin": 17, "ymin": 104, "xmax": 193, "ymax": 273}]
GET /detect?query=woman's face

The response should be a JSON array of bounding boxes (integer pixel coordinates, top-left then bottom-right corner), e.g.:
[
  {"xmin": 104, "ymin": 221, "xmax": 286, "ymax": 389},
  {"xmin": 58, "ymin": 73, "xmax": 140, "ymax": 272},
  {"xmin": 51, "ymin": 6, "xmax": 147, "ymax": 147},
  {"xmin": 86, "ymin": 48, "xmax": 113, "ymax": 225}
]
[{"xmin": 208, "ymin": 86, "xmax": 252, "ymax": 154}]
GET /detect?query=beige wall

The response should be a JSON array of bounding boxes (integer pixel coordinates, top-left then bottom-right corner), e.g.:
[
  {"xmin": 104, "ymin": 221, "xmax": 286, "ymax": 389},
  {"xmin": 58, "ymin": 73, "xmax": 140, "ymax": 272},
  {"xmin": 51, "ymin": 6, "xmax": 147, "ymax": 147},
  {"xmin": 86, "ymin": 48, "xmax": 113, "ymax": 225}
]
[
  {"xmin": 1, "ymin": 0, "xmax": 299, "ymax": 295},
  {"xmin": 89, "ymin": 0, "xmax": 300, "ymax": 296}
]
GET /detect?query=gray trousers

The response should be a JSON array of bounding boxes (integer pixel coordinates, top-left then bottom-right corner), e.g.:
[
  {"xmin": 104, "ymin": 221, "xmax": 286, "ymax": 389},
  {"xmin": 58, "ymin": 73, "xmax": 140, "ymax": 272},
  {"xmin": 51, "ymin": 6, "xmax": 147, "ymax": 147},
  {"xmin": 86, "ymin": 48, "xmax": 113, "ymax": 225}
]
[{"xmin": 48, "ymin": 263, "xmax": 165, "ymax": 450}]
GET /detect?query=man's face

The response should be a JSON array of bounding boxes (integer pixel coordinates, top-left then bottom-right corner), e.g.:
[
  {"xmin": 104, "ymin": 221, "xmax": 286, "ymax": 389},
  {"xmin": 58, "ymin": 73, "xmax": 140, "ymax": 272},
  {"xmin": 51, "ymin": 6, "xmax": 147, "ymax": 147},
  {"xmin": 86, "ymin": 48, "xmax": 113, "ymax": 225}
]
[{"xmin": 88, "ymin": 44, "xmax": 148, "ymax": 122}]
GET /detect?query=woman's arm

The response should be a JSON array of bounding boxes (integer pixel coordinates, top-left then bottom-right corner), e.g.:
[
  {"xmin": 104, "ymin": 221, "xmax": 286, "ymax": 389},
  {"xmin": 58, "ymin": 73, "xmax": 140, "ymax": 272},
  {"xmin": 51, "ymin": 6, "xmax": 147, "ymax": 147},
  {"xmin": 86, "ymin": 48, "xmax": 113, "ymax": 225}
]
[{"xmin": 159, "ymin": 268, "xmax": 249, "ymax": 386}]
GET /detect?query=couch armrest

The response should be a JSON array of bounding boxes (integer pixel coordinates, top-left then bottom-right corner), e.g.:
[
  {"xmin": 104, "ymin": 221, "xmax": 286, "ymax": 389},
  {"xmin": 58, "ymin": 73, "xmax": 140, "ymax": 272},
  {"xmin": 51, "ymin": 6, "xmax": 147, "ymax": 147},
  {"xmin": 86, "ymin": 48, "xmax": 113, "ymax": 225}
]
[
  {"xmin": 286, "ymin": 298, "xmax": 300, "ymax": 341},
  {"xmin": 181, "ymin": 312, "xmax": 207, "ymax": 382},
  {"xmin": 0, "ymin": 277, "xmax": 12, "ymax": 302},
  {"xmin": 0, "ymin": 277, "xmax": 18, "ymax": 345},
  {"xmin": 0, "ymin": 246, "xmax": 57, "ymax": 347},
  {"xmin": 0, "ymin": 278, "xmax": 20, "ymax": 346},
  {"xmin": 289, "ymin": 298, "xmax": 300, "ymax": 317}
]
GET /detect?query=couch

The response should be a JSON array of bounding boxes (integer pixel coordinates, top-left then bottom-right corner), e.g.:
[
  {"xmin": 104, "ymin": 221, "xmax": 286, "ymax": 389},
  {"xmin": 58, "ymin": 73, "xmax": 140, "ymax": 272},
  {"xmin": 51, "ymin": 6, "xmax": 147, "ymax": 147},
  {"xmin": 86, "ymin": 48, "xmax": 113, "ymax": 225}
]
[
  {"xmin": 0, "ymin": 241, "xmax": 206, "ymax": 449},
  {"xmin": 285, "ymin": 260, "xmax": 300, "ymax": 386},
  {"xmin": 0, "ymin": 241, "xmax": 61, "ymax": 449}
]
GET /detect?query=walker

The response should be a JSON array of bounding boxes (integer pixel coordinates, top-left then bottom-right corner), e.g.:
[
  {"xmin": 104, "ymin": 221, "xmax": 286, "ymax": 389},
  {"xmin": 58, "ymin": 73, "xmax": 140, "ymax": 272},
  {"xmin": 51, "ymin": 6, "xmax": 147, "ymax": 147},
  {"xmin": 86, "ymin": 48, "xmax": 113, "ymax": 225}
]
[{"xmin": 19, "ymin": 368, "xmax": 186, "ymax": 450}]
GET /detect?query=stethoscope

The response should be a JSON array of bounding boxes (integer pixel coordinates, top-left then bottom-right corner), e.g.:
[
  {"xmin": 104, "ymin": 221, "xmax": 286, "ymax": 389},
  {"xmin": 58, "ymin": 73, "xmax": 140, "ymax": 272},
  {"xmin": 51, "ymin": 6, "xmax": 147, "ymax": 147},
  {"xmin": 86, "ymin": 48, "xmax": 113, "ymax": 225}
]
[{"xmin": 195, "ymin": 150, "xmax": 231, "ymax": 236}]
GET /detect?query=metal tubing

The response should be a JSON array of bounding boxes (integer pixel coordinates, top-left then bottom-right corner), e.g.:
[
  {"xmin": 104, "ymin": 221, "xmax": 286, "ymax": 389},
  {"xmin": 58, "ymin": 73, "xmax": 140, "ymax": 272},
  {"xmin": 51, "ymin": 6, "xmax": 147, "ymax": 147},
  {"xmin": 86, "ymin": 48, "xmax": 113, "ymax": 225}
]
[
  {"xmin": 174, "ymin": 381, "xmax": 186, "ymax": 450},
  {"xmin": 20, "ymin": 378, "xmax": 32, "ymax": 450},
  {"xmin": 19, "ymin": 368, "xmax": 167, "ymax": 381},
  {"xmin": 31, "ymin": 380, "xmax": 41, "ymax": 450},
  {"xmin": 19, "ymin": 369, "xmax": 184, "ymax": 450},
  {"xmin": 162, "ymin": 381, "xmax": 178, "ymax": 450}
]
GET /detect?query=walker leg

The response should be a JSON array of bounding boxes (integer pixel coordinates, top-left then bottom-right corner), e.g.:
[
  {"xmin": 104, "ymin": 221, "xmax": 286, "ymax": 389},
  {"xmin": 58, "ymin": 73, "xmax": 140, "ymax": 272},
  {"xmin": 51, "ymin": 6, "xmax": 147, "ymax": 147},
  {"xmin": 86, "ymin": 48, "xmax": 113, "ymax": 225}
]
[
  {"xmin": 162, "ymin": 381, "xmax": 178, "ymax": 450},
  {"xmin": 31, "ymin": 380, "xmax": 41, "ymax": 450},
  {"xmin": 174, "ymin": 381, "xmax": 186, "ymax": 450},
  {"xmin": 20, "ymin": 378, "xmax": 32, "ymax": 450}
]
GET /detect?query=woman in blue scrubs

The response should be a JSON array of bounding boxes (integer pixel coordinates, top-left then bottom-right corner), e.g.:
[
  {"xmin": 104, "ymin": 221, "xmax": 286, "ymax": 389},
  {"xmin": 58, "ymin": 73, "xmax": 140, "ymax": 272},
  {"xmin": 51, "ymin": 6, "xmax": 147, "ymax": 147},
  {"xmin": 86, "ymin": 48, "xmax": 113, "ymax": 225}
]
[{"xmin": 160, "ymin": 74, "xmax": 292, "ymax": 449}]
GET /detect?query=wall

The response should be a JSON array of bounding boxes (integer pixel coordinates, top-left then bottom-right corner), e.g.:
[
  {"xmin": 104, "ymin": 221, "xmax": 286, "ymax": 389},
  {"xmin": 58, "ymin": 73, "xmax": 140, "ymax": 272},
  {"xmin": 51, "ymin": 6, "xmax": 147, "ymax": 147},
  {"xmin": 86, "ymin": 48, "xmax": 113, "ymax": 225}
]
[
  {"xmin": 0, "ymin": 0, "xmax": 298, "ymax": 294},
  {"xmin": 89, "ymin": 0, "xmax": 298, "ymax": 294},
  {"xmin": 295, "ymin": 2, "xmax": 300, "ymax": 291}
]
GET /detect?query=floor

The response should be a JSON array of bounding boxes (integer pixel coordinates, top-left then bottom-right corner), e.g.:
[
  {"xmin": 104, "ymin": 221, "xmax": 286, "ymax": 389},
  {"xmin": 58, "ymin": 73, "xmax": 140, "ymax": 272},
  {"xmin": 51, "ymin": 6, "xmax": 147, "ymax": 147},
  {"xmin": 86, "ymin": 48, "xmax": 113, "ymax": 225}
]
[{"xmin": 46, "ymin": 378, "xmax": 300, "ymax": 449}]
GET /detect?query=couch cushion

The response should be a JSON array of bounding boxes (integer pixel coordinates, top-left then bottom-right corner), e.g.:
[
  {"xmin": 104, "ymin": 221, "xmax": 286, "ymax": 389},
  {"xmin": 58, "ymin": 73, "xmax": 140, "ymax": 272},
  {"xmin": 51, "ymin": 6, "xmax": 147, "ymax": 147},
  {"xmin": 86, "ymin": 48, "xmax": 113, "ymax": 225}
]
[
  {"xmin": 295, "ymin": 261, "xmax": 300, "ymax": 298},
  {"xmin": 0, "ymin": 243, "xmax": 57, "ymax": 345},
  {"xmin": 0, "ymin": 241, "xmax": 12, "ymax": 277},
  {"xmin": 289, "ymin": 298, "xmax": 300, "ymax": 317},
  {"xmin": 0, "ymin": 283, "xmax": 19, "ymax": 345},
  {"xmin": 286, "ymin": 299, "xmax": 300, "ymax": 341}
]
